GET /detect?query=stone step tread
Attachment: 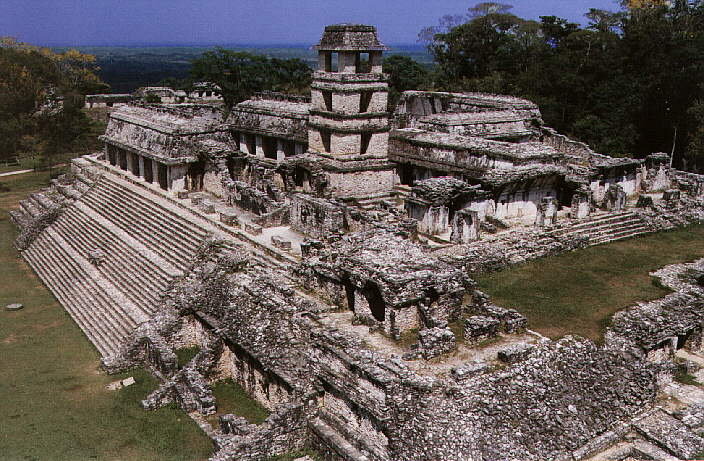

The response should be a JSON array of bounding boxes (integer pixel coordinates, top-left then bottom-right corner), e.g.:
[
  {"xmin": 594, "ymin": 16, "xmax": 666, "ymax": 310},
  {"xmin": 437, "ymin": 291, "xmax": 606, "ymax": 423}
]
[
  {"xmin": 28, "ymin": 246, "xmax": 126, "ymax": 355},
  {"xmin": 80, "ymin": 192, "xmax": 199, "ymax": 269},
  {"xmin": 32, "ymin": 231, "xmax": 140, "ymax": 335},
  {"xmin": 42, "ymin": 226, "xmax": 148, "ymax": 325},
  {"xmin": 559, "ymin": 218, "xmax": 646, "ymax": 236},
  {"xmin": 550, "ymin": 213, "xmax": 638, "ymax": 234},
  {"xmin": 88, "ymin": 184, "xmax": 205, "ymax": 251},
  {"xmin": 309, "ymin": 418, "xmax": 370, "ymax": 461},
  {"xmin": 23, "ymin": 246, "xmax": 117, "ymax": 356},
  {"xmin": 83, "ymin": 157, "xmax": 297, "ymax": 268},
  {"xmin": 86, "ymin": 185, "xmax": 204, "ymax": 256},
  {"xmin": 60, "ymin": 210, "xmax": 173, "ymax": 291},
  {"xmin": 73, "ymin": 201, "xmax": 181, "ymax": 278},
  {"xmin": 97, "ymin": 175, "xmax": 211, "ymax": 240},
  {"xmin": 23, "ymin": 236, "xmax": 128, "ymax": 357},
  {"xmin": 53, "ymin": 212, "xmax": 166, "ymax": 315}
]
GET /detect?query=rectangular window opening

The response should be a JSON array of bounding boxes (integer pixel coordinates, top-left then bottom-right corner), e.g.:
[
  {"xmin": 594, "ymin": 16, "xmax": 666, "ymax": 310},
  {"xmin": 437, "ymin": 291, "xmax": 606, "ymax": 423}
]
[
  {"xmin": 360, "ymin": 91, "xmax": 373, "ymax": 113},
  {"xmin": 263, "ymin": 137, "xmax": 277, "ymax": 160},
  {"xmin": 357, "ymin": 53, "xmax": 371, "ymax": 73},
  {"xmin": 361, "ymin": 132, "xmax": 372, "ymax": 155},
  {"xmin": 321, "ymin": 130, "xmax": 331, "ymax": 153},
  {"xmin": 322, "ymin": 90, "xmax": 333, "ymax": 112}
]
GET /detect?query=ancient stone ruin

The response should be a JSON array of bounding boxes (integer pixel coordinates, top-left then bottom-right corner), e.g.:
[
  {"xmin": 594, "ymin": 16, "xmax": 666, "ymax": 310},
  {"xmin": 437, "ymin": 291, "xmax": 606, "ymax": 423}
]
[{"xmin": 11, "ymin": 24, "xmax": 704, "ymax": 461}]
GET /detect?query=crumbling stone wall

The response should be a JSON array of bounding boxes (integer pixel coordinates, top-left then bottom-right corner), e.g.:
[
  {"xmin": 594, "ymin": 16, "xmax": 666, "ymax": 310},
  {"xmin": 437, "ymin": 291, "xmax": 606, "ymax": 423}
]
[{"xmin": 386, "ymin": 337, "xmax": 657, "ymax": 461}]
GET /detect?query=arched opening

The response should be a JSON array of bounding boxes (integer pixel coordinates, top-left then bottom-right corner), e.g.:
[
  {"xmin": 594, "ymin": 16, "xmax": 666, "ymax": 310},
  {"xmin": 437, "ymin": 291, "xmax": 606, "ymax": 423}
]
[{"xmin": 363, "ymin": 282, "xmax": 385, "ymax": 322}]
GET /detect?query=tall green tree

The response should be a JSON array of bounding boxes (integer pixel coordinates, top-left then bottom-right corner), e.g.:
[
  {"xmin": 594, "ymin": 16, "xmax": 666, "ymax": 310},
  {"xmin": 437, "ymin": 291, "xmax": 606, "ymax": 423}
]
[
  {"xmin": 383, "ymin": 55, "xmax": 431, "ymax": 108},
  {"xmin": 190, "ymin": 50, "xmax": 311, "ymax": 110}
]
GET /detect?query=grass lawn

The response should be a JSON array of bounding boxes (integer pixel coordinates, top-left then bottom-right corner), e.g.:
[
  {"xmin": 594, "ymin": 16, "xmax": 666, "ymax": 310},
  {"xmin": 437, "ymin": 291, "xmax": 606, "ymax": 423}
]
[
  {"xmin": 0, "ymin": 171, "xmax": 214, "ymax": 461},
  {"xmin": 475, "ymin": 225, "xmax": 704, "ymax": 342},
  {"xmin": 209, "ymin": 378, "xmax": 271, "ymax": 425}
]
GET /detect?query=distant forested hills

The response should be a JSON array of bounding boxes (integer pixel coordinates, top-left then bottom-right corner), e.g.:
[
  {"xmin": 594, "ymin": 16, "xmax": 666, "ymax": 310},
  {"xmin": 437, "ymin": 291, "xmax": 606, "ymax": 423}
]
[{"xmin": 51, "ymin": 45, "xmax": 432, "ymax": 94}]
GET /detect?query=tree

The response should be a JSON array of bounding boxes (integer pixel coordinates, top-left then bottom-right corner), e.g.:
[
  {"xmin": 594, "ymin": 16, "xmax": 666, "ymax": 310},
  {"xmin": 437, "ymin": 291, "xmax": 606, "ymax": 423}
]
[
  {"xmin": 0, "ymin": 38, "xmax": 106, "ymax": 166},
  {"xmin": 190, "ymin": 50, "xmax": 312, "ymax": 110},
  {"xmin": 383, "ymin": 55, "xmax": 431, "ymax": 108}
]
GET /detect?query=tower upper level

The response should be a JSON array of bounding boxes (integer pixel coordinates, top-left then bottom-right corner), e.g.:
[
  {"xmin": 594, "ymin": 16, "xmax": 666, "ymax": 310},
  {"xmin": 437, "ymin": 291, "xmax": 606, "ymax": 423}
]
[{"xmin": 313, "ymin": 24, "xmax": 389, "ymax": 74}]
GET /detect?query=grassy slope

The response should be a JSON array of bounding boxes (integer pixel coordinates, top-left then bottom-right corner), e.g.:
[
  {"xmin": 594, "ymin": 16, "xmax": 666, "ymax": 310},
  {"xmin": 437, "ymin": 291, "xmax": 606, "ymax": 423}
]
[
  {"xmin": 210, "ymin": 379, "xmax": 271, "ymax": 425},
  {"xmin": 0, "ymin": 171, "xmax": 213, "ymax": 461},
  {"xmin": 476, "ymin": 225, "xmax": 704, "ymax": 341}
]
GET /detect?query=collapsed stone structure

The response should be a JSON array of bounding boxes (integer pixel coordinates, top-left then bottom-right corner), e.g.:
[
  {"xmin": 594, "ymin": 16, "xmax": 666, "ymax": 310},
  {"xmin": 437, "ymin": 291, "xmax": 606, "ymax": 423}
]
[{"xmin": 11, "ymin": 23, "xmax": 704, "ymax": 461}]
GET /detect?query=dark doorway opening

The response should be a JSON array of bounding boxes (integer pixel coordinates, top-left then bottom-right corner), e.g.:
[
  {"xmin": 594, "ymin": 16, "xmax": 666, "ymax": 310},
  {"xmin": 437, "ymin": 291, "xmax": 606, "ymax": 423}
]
[
  {"xmin": 363, "ymin": 282, "xmax": 385, "ymax": 322},
  {"xmin": 157, "ymin": 163, "xmax": 168, "ymax": 190}
]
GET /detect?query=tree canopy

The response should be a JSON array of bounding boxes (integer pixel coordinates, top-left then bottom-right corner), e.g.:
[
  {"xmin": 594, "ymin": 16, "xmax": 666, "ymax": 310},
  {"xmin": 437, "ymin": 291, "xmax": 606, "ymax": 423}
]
[
  {"xmin": 422, "ymin": 1, "xmax": 704, "ymax": 169},
  {"xmin": 0, "ymin": 38, "xmax": 107, "ymax": 166},
  {"xmin": 190, "ymin": 49, "xmax": 311, "ymax": 109}
]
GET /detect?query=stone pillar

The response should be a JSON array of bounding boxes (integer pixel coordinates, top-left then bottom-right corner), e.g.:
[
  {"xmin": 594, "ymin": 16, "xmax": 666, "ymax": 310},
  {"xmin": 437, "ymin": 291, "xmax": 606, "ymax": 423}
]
[
  {"xmin": 570, "ymin": 188, "xmax": 591, "ymax": 220},
  {"xmin": 240, "ymin": 134, "xmax": 249, "ymax": 155},
  {"xmin": 255, "ymin": 135, "xmax": 264, "ymax": 158},
  {"xmin": 126, "ymin": 151, "xmax": 135, "ymax": 174},
  {"xmin": 370, "ymin": 51, "xmax": 383, "ymax": 73},
  {"xmin": 138, "ymin": 155, "xmax": 145, "ymax": 179},
  {"xmin": 535, "ymin": 197, "xmax": 558, "ymax": 228},
  {"xmin": 276, "ymin": 140, "xmax": 286, "ymax": 162},
  {"xmin": 603, "ymin": 184, "xmax": 626, "ymax": 211},
  {"xmin": 170, "ymin": 164, "xmax": 188, "ymax": 193},
  {"xmin": 451, "ymin": 209, "xmax": 480, "ymax": 243},
  {"xmin": 423, "ymin": 206, "xmax": 449, "ymax": 235}
]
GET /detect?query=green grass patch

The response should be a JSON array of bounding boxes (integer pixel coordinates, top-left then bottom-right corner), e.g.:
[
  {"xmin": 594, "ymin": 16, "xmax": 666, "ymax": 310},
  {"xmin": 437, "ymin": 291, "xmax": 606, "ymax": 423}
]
[
  {"xmin": 475, "ymin": 225, "xmax": 704, "ymax": 342},
  {"xmin": 210, "ymin": 378, "xmax": 271, "ymax": 425},
  {"xmin": 175, "ymin": 346, "xmax": 200, "ymax": 368},
  {"xmin": 0, "ymin": 171, "xmax": 213, "ymax": 461},
  {"xmin": 675, "ymin": 368, "xmax": 701, "ymax": 387}
]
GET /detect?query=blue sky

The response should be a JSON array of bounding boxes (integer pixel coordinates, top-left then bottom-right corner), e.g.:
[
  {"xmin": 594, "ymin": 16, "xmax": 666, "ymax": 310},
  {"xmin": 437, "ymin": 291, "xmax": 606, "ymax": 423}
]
[{"xmin": 2, "ymin": 0, "xmax": 622, "ymax": 46}]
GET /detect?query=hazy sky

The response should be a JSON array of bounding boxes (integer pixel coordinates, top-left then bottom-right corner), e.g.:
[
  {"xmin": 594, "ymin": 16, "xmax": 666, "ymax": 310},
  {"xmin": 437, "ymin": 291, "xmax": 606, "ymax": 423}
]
[{"xmin": 2, "ymin": 0, "xmax": 622, "ymax": 46}]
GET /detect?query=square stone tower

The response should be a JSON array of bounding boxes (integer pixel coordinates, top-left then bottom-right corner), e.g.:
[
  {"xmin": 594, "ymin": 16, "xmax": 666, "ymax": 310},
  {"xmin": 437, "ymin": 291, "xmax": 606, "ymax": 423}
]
[
  {"xmin": 304, "ymin": 24, "xmax": 397, "ymax": 199},
  {"xmin": 309, "ymin": 24, "xmax": 390, "ymax": 157}
]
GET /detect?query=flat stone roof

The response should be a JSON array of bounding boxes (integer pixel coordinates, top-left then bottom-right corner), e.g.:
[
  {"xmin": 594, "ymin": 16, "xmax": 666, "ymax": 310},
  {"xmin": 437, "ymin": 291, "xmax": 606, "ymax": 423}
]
[
  {"xmin": 233, "ymin": 98, "xmax": 311, "ymax": 118},
  {"xmin": 400, "ymin": 91, "xmax": 539, "ymax": 111},
  {"xmin": 110, "ymin": 104, "xmax": 225, "ymax": 135},
  {"xmin": 421, "ymin": 110, "xmax": 533, "ymax": 126},
  {"xmin": 391, "ymin": 129, "xmax": 558, "ymax": 161},
  {"xmin": 313, "ymin": 24, "xmax": 389, "ymax": 52}
]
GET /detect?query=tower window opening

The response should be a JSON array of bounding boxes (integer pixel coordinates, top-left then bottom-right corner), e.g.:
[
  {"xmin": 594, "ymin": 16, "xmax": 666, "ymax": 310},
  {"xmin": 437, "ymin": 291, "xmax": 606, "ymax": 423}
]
[
  {"xmin": 360, "ymin": 91, "xmax": 373, "ymax": 113},
  {"xmin": 361, "ymin": 132, "xmax": 372, "ymax": 155},
  {"xmin": 357, "ymin": 53, "xmax": 371, "ymax": 73}
]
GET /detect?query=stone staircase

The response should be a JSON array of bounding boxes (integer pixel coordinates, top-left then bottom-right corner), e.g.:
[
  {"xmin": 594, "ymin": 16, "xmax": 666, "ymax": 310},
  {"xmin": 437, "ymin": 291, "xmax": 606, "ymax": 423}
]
[
  {"xmin": 543, "ymin": 210, "xmax": 652, "ymax": 246},
  {"xmin": 17, "ymin": 155, "xmax": 308, "ymax": 359}
]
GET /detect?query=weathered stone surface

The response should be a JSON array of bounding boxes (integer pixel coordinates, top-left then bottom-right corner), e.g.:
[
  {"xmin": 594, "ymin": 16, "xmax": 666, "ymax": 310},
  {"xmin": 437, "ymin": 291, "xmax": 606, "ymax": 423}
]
[
  {"xmin": 463, "ymin": 315, "xmax": 500, "ymax": 344},
  {"xmin": 5, "ymin": 303, "xmax": 24, "ymax": 311},
  {"xmin": 497, "ymin": 343, "xmax": 534, "ymax": 363},
  {"xmin": 633, "ymin": 409, "xmax": 704, "ymax": 460}
]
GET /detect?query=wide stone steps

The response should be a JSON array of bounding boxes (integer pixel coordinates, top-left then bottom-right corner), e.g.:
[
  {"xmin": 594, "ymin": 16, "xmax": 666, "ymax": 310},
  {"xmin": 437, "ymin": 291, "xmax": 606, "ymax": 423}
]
[
  {"xmin": 23, "ymin": 227, "xmax": 145, "ymax": 358},
  {"xmin": 54, "ymin": 206, "xmax": 171, "ymax": 315},
  {"xmin": 82, "ymin": 183, "xmax": 204, "ymax": 271},
  {"xmin": 97, "ymin": 174, "xmax": 209, "ymax": 250},
  {"xmin": 539, "ymin": 211, "xmax": 651, "ymax": 247},
  {"xmin": 94, "ymin": 175, "xmax": 207, "ymax": 252},
  {"xmin": 91, "ymin": 163, "xmax": 293, "ymax": 271}
]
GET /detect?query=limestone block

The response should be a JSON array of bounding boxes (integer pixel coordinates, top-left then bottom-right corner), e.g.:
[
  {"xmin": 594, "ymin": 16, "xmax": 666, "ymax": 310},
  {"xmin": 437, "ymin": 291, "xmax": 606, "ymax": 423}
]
[
  {"xmin": 636, "ymin": 195, "xmax": 654, "ymax": 208},
  {"xmin": 498, "ymin": 343, "xmax": 535, "ymax": 364},
  {"xmin": 199, "ymin": 200, "xmax": 216, "ymax": 214},
  {"xmin": 190, "ymin": 193, "xmax": 207, "ymax": 206},
  {"xmin": 244, "ymin": 222, "xmax": 263, "ymax": 235},
  {"xmin": 603, "ymin": 184, "xmax": 627, "ymax": 211},
  {"xmin": 451, "ymin": 362, "xmax": 490, "ymax": 381},
  {"xmin": 663, "ymin": 189, "xmax": 681, "ymax": 202},
  {"xmin": 176, "ymin": 190, "xmax": 189, "ymax": 199},
  {"xmin": 219, "ymin": 210, "xmax": 240, "ymax": 227},
  {"xmin": 535, "ymin": 196, "xmax": 559, "ymax": 227},
  {"xmin": 271, "ymin": 235, "xmax": 292, "ymax": 250},
  {"xmin": 5, "ymin": 303, "xmax": 23, "ymax": 311},
  {"xmin": 417, "ymin": 327, "xmax": 456, "ymax": 359},
  {"xmin": 464, "ymin": 316, "xmax": 500, "ymax": 344},
  {"xmin": 451, "ymin": 209, "xmax": 480, "ymax": 243}
]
